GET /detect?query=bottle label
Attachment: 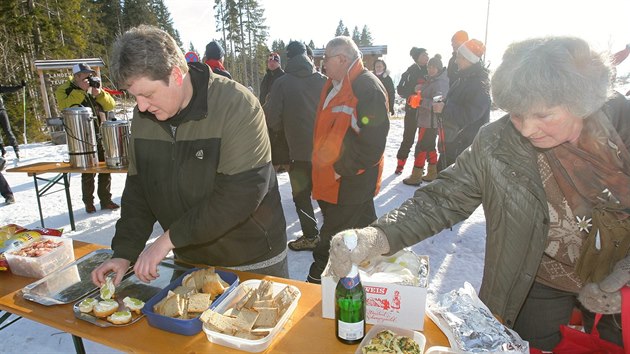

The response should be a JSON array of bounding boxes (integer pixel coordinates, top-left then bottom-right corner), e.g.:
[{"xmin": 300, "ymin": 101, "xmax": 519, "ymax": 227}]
[
  {"xmin": 337, "ymin": 319, "xmax": 364, "ymax": 340},
  {"xmin": 340, "ymin": 274, "xmax": 360, "ymax": 290}
]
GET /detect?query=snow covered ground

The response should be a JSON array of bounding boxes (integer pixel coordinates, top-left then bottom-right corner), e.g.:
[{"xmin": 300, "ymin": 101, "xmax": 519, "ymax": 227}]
[{"xmin": 0, "ymin": 117, "xmax": 488, "ymax": 353}]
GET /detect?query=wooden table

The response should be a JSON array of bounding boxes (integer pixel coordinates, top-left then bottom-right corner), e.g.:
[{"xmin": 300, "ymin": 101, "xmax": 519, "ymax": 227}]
[
  {"xmin": 6, "ymin": 162, "xmax": 127, "ymax": 231},
  {"xmin": 0, "ymin": 241, "xmax": 449, "ymax": 353}
]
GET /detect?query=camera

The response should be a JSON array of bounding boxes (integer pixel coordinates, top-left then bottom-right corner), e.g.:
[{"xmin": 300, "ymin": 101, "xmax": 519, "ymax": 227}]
[
  {"xmin": 433, "ymin": 95, "xmax": 444, "ymax": 103},
  {"xmin": 87, "ymin": 76, "xmax": 101, "ymax": 89}
]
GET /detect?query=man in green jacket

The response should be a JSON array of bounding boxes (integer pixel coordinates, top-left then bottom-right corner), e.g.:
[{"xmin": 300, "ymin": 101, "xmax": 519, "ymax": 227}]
[
  {"xmin": 55, "ymin": 63, "xmax": 119, "ymax": 213},
  {"xmin": 91, "ymin": 25, "xmax": 288, "ymax": 286}
]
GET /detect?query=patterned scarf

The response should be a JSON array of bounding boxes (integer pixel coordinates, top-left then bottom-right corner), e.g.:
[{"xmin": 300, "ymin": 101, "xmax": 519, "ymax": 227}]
[{"xmin": 537, "ymin": 109, "xmax": 630, "ymax": 292}]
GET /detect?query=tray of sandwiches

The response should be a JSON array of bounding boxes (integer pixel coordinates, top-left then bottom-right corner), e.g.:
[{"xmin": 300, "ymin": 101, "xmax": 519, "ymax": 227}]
[
  {"xmin": 72, "ymin": 260, "xmax": 189, "ymax": 327},
  {"xmin": 142, "ymin": 267, "xmax": 239, "ymax": 335}
]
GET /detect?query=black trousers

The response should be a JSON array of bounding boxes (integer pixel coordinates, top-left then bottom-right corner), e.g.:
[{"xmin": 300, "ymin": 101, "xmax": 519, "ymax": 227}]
[
  {"xmin": 308, "ymin": 199, "xmax": 376, "ymax": 282},
  {"xmin": 513, "ymin": 281, "xmax": 622, "ymax": 351},
  {"xmin": 396, "ymin": 106, "xmax": 418, "ymax": 160},
  {"xmin": 288, "ymin": 161, "xmax": 319, "ymax": 238},
  {"xmin": 82, "ymin": 173, "xmax": 112, "ymax": 205},
  {"xmin": 82, "ymin": 140, "xmax": 112, "ymax": 205},
  {"xmin": 0, "ymin": 172, "xmax": 12, "ymax": 198},
  {"xmin": 0, "ymin": 109, "xmax": 18, "ymax": 149}
]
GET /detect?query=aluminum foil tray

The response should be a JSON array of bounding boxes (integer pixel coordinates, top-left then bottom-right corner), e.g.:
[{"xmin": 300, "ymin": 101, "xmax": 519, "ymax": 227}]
[
  {"xmin": 73, "ymin": 261, "xmax": 189, "ymax": 327},
  {"xmin": 22, "ymin": 249, "xmax": 114, "ymax": 306}
]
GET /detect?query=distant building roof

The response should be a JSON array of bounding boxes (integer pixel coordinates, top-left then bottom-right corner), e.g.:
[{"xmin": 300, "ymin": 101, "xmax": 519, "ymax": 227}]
[
  {"xmin": 33, "ymin": 58, "xmax": 105, "ymax": 71},
  {"xmin": 312, "ymin": 45, "xmax": 387, "ymax": 57}
]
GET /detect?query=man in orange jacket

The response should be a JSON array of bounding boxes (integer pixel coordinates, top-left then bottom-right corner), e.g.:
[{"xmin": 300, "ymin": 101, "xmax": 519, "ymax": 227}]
[{"xmin": 307, "ymin": 36, "xmax": 389, "ymax": 283}]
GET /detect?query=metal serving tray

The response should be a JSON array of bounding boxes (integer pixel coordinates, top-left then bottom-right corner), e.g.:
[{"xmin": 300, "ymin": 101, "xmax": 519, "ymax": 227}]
[
  {"xmin": 73, "ymin": 261, "xmax": 189, "ymax": 327},
  {"xmin": 22, "ymin": 249, "xmax": 114, "ymax": 306}
]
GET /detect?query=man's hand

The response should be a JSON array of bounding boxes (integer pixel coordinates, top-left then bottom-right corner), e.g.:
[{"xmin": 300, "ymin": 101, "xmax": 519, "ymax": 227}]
[
  {"xmin": 329, "ymin": 227, "xmax": 390, "ymax": 278},
  {"xmin": 578, "ymin": 255, "xmax": 630, "ymax": 314},
  {"xmin": 91, "ymin": 257, "xmax": 131, "ymax": 287},
  {"xmin": 133, "ymin": 231, "xmax": 175, "ymax": 283}
]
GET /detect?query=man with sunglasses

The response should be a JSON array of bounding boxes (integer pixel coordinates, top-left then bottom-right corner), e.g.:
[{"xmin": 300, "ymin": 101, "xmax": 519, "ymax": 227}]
[{"xmin": 307, "ymin": 36, "xmax": 389, "ymax": 283}]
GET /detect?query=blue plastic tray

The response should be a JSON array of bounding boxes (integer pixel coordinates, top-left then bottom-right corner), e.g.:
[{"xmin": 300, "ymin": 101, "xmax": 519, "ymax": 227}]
[{"xmin": 142, "ymin": 268, "xmax": 239, "ymax": 335}]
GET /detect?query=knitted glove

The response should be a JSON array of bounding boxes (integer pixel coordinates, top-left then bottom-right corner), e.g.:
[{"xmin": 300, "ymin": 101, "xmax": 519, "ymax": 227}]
[
  {"xmin": 578, "ymin": 282, "xmax": 621, "ymax": 314},
  {"xmin": 599, "ymin": 255, "xmax": 630, "ymax": 292},
  {"xmin": 578, "ymin": 256, "xmax": 630, "ymax": 314},
  {"xmin": 329, "ymin": 227, "xmax": 390, "ymax": 278}
]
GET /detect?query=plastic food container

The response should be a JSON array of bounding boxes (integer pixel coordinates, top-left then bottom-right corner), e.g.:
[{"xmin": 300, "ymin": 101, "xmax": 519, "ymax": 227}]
[
  {"xmin": 355, "ymin": 324, "xmax": 426, "ymax": 354},
  {"xmin": 6, "ymin": 236, "xmax": 74, "ymax": 278},
  {"xmin": 142, "ymin": 268, "xmax": 239, "ymax": 335},
  {"xmin": 202, "ymin": 279, "xmax": 301, "ymax": 352}
]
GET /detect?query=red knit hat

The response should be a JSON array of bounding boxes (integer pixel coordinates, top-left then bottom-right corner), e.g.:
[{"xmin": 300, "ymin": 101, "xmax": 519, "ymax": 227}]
[{"xmin": 458, "ymin": 39, "xmax": 485, "ymax": 63}]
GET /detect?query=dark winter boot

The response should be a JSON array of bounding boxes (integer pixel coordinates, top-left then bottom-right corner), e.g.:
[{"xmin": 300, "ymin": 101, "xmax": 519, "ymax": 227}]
[
  {"xmin": 395, "ymin": 159, "xmax": 406, "ymax": 175},
  {"xmin": 403, "ymin": 167, "xmax": 424, "ymax": 186},
  {"xmin": 422, "ymin": 164, "xmax": 438, "ymax": 182}
]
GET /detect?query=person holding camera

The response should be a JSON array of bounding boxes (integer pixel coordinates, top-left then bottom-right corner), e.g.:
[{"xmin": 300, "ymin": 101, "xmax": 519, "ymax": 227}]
[{"xmin": 55, "ymin": 63, "xmax": 119, "ymax": 214}]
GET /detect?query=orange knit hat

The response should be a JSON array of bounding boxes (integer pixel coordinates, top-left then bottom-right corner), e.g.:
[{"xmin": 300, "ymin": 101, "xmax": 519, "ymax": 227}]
[{"xmin": 458, "ymin": 39, "xmax": 485, "ymax": 63}]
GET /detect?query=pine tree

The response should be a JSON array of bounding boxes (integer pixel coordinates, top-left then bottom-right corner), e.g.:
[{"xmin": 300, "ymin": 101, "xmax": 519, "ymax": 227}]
[
  {"xmin": 123, "ymin": 0, "xmax": 158, "ymax": 30},
  {"xmin": 351, "ymin": 26, "xmax": 361, "ymax": 45},
  {"xmin": 152, "ymin": 0, "xmax": 182, "ymax": 48},
  {"xmin": 360, "ymin": 25, "xmax": 373, "ymax": 46},
  {"xmin": 334, "ymin": 20, "xmax": 346, "ymax": 37}
]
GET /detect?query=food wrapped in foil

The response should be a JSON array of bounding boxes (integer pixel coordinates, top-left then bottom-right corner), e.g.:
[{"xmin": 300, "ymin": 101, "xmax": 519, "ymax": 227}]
[{"xmin": 427, "ymin": 282, "xmax": 529, "ymax": 353}]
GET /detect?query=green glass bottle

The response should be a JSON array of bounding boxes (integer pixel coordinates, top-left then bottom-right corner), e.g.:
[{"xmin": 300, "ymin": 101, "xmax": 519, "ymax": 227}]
[{"xmin": 335, "ymin": 232, "xmax": 365, "ymax": 344}]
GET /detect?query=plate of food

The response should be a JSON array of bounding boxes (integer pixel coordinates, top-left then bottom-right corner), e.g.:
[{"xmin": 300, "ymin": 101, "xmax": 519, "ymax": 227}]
[
  {"xmin": 73, "ymin": 261, "xmax": 189, "ymax": 327},
  {"xmin": 355, "ymin": 325, "xmax": 426, "ymax": 354}
]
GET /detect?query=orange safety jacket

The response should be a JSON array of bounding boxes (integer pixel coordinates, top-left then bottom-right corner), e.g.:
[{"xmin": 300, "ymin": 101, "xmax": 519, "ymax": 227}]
[{"xmin": 312, "ymin": 59, "xmax": 383, "ymax": 204}]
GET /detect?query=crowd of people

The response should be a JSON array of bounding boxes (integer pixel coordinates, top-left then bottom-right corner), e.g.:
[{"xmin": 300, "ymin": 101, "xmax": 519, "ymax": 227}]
[{"xmin": 0, "ymin": 22, "xmax": 627, "ymax": 351}]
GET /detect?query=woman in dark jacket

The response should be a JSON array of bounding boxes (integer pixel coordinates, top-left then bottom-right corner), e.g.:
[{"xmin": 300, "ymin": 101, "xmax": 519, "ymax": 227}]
[
  {"xmin": 373, "ymin": 59, "xmax": 395, "ymax": 115},
  {"xmin": 433, "ymin": 39, "xmax": 490, "ymax": 171},
  {"xmin": 329, "ymin": 36, "xmax": 630, "ymax": 351}
]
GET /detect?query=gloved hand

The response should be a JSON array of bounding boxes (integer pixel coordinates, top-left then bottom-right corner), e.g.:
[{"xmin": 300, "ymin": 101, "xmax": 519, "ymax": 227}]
[
  {"xmin": 600, "ymin": 255, "xmax": 630, "ymax": 292},
  {"xmin": 329, "ymin": 227, "xmax": 390, "ymax": 278},
  {"xmin": 578, "ymin": 283, "xmax": 622, "ymax": 314},
  {"xmin": 578, "ymin": 256, "xmax": 630, "ymax": 314}
]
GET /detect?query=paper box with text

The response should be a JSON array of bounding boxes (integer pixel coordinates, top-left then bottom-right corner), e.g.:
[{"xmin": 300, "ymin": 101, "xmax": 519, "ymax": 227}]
[{"xmin": 321, "ymin": 249, "xmax": 429, "ymax": 331}]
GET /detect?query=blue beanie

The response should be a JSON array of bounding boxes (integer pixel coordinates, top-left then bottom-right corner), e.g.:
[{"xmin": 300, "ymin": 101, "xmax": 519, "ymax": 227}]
[{"xmin": 205, "ymin": 41, "xmax": 225, "ymax": 60}]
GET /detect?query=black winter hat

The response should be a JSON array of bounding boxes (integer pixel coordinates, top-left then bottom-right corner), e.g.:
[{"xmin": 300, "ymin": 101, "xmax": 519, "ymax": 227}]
[
  {"xmin": 205, "ymin": 41, "xmax": 225, "ymax": 60},
  {"xmin": 410, "ymin": 47, "xmax": 427, "ymax": 61},
  {"xmin": 286, "ymin": 41, "xmax": 307, "ymax": 59}
]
